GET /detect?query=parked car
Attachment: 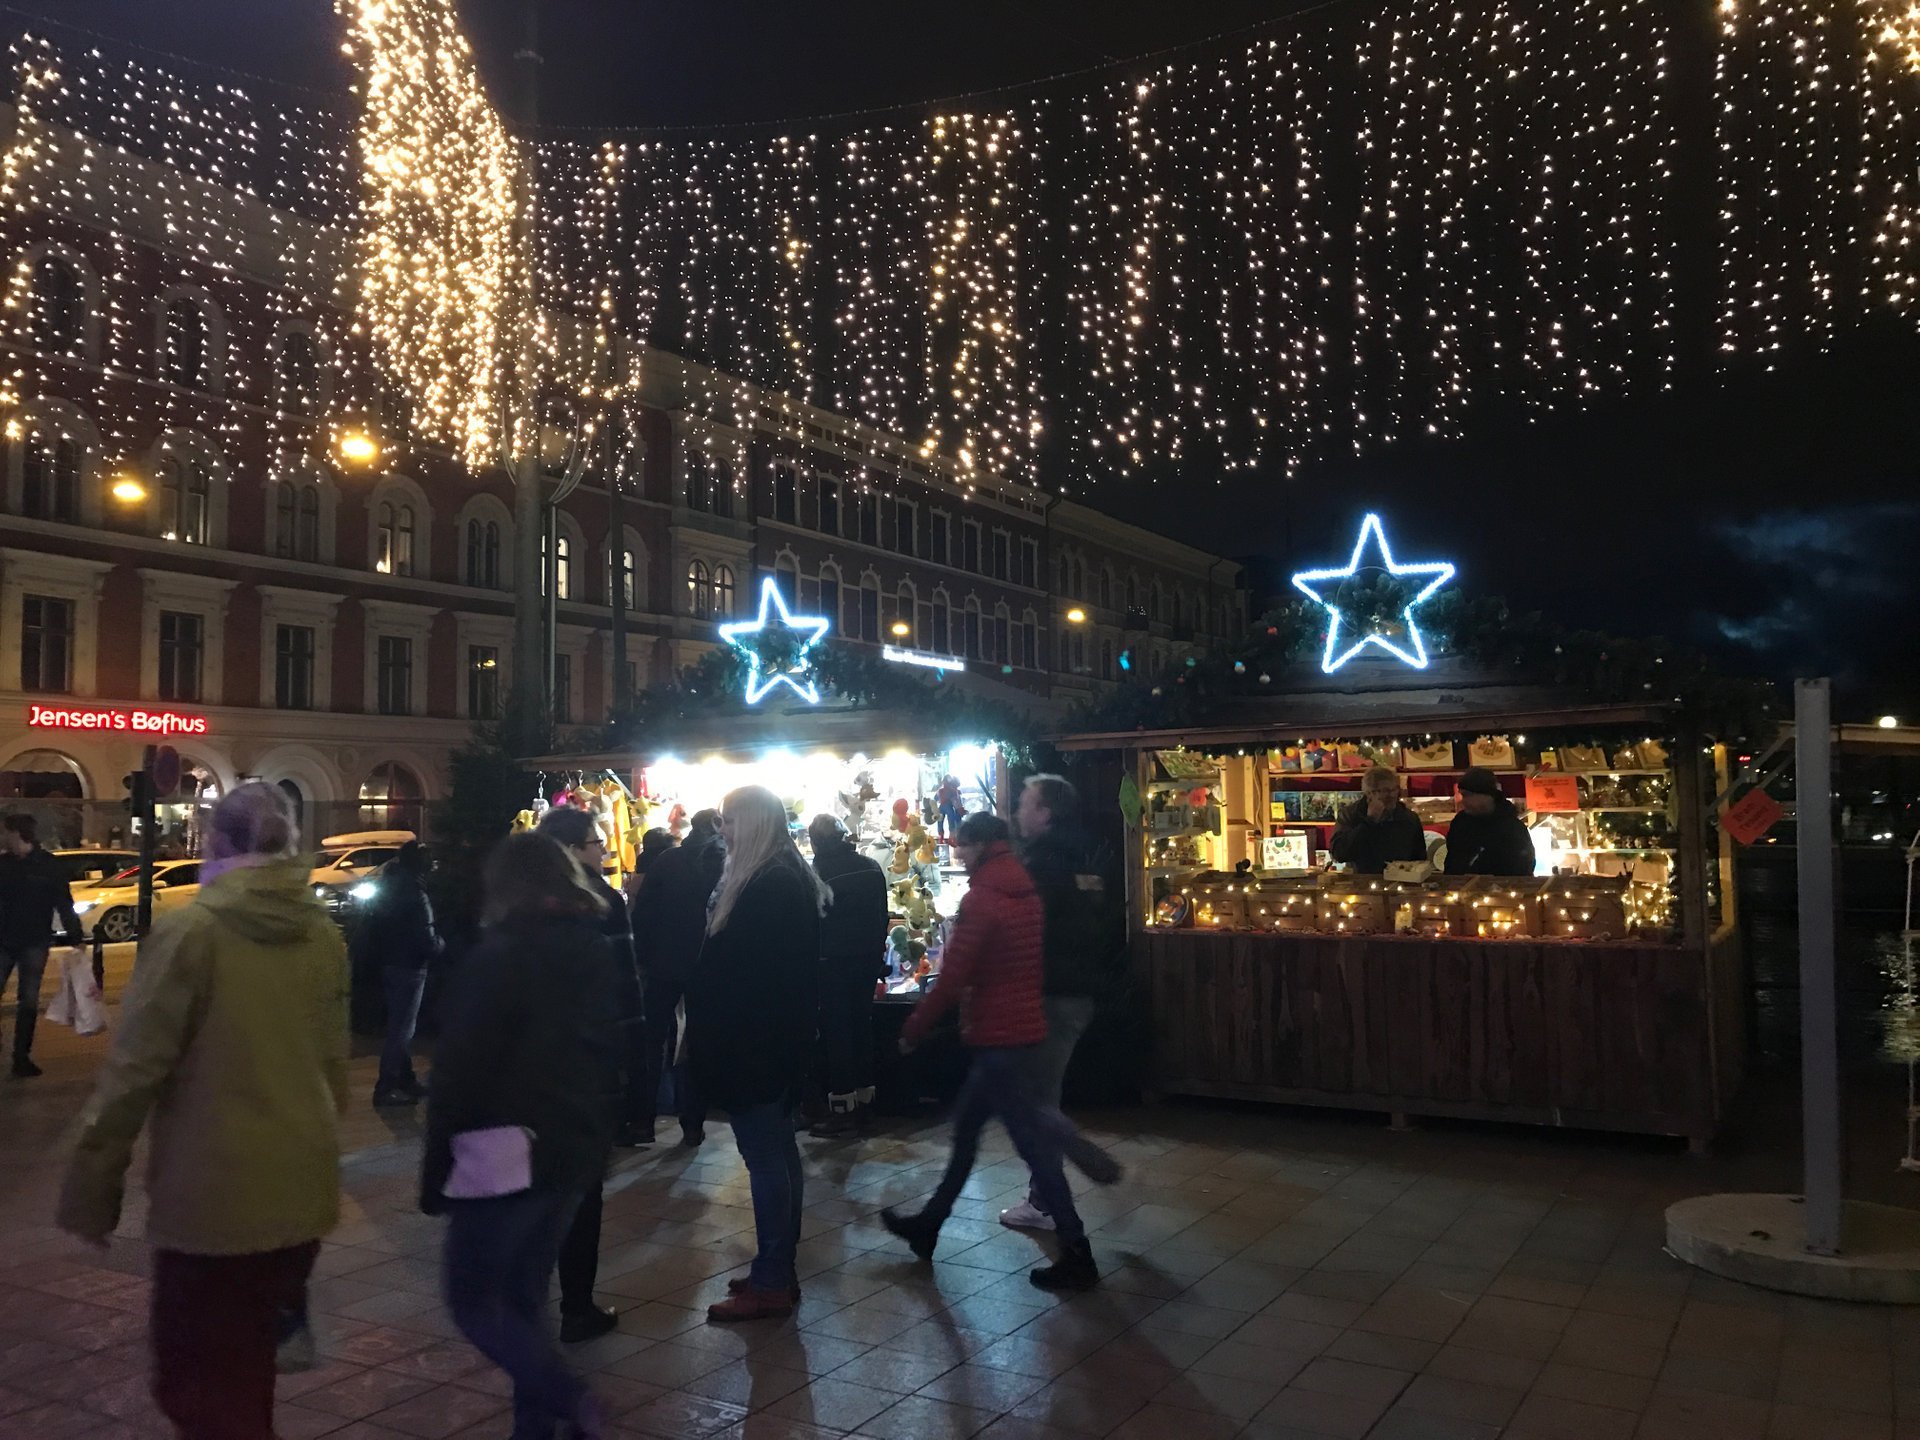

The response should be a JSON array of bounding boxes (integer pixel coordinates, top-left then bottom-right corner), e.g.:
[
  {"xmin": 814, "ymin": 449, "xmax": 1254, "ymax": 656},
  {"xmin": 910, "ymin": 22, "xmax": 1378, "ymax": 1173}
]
[
  {"xmin": 71, "ymin": 860, "xmax": 204, "ymax": 943},
  {"xmin": 53, "ymin": 849, "xmax": 141, "ymax": 887},
  {"xmin": 311, "ymin": 829, "xmax": 418, "ymax": 917}
]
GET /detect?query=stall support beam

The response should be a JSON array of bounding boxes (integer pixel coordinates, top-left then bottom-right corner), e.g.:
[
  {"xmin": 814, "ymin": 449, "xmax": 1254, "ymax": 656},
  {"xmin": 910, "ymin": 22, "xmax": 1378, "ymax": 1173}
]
[{"xmin": 1796, "ymin": 678, "xmax": 1843, "ymax": 1257}]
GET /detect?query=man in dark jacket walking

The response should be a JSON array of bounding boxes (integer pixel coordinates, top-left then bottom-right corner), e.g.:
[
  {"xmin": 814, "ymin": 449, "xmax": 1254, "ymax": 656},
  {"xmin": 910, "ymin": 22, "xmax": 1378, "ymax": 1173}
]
[
  {"xmin": 1000, "ymin": 775, "xmax": 1119, "ymax": 1232},
  {"xmin": 882, "ymin": 815, "xmax": 1121, "ymax": 1291},
  {"xmin": 1331, "ymin": 766, "xmax": 1429, "ymax": 874},
  {"xmin": 536, "ymin": 806, "xmax": 643, "ymax": 1343},
  {"xmin": 367, "ymin": 843, "xmax": 443, "ymax": 1108},
  {"xmin": 1444, "ymin": 768, "xmax": 1537, "ymax": 876},
  {"xmin": 805, "ymin": 815, "xmax": 889, "ymax": 1138},
  {"xmin": 630, "ymin": 809, "xmax": 724, "ymax": 1147},
  {"xmin": 0, "ymin": 813, "xmax": 82, "ymax": 1078}
]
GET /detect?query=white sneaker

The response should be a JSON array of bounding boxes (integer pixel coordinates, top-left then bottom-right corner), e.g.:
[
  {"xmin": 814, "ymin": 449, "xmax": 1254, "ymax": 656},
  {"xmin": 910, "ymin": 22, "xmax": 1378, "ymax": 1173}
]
[{"xmin": 999, "ymin": 1200, "xmax": 1057, "ymax": 1232}]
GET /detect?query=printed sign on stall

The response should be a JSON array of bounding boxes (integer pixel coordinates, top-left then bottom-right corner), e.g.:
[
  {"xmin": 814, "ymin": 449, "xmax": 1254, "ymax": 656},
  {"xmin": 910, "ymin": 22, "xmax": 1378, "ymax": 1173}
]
[
  {"xmin": 1524, "ymin": 773, "xmax": 1581, "ymax": 814},
  {"xmin": 1723, "ymin": 786, "xmax": 1785, "ymax": 846}
]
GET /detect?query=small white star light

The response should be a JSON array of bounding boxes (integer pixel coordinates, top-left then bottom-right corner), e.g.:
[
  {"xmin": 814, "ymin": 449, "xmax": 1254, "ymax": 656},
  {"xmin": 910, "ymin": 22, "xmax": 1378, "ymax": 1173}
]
[
  {"xmin": 719, "ymin": 578, "xmax": 832, "ymax": 705},
  {"xmin": 1291, "ymin": 513, "xmax": 1457, "ymax": 674}
]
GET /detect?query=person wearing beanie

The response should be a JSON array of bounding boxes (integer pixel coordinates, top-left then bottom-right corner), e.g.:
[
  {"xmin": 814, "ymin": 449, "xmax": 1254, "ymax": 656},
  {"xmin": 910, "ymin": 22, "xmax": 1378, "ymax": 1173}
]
[{"xmin": 1443, "ymin": 767, "xmax": 1537, "ymax": 876}]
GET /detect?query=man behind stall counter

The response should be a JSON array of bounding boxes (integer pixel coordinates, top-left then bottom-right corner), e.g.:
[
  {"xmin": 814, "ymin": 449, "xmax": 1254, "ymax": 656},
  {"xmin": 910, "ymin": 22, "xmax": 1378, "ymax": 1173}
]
[{"xmin": 1328, "ymin": 764, "xmax": 1428, "ymax": 875}]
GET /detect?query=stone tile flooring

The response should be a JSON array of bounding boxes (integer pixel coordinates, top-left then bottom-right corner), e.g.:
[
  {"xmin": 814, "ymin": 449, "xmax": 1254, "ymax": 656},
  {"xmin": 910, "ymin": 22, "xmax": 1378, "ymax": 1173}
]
[{"xmin": 1, "ymin": 1003, "xmax": 1917, "ymax": 1438}]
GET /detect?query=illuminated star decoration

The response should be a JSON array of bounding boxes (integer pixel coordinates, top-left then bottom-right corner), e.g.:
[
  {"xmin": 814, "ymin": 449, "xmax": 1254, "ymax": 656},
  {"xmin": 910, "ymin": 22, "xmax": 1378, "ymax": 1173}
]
[
  {"xmin": 719, "ymin": 578, "xmax": 832, "ymax": 705},
  {"xmin": 1291, "ymin": 513, "xmax": 1456, "ymax": 674}
]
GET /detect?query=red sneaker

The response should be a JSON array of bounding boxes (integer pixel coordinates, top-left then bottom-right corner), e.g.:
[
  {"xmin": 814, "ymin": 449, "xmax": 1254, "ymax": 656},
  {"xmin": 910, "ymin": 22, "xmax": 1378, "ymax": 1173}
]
[{"xmin": 706, "ymin": 1287, "xmax": 796, "ymax": 1323}]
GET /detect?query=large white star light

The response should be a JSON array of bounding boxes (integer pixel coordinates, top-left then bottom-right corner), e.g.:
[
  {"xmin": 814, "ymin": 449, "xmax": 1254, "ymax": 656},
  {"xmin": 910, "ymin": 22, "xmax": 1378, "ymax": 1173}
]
[
  {"xmin": 720, "ymin": 577, "xmax": 832, "ymax": 704},
  {"xmin": 1291, "ymin": 513, "xmax": 1457, "ymax": 674}
]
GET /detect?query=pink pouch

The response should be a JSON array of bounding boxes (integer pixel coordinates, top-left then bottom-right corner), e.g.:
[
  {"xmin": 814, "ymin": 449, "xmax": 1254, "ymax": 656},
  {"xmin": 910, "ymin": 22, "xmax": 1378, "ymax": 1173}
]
[{"xmin": 443, "ymin": 1126, "xmax": 534, "ymax": 1200}]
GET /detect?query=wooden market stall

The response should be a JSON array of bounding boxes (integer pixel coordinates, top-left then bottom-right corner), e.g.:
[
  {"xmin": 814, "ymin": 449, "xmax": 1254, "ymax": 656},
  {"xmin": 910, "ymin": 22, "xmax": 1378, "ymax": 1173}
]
[{"xmin": 1058, "ymin": 659, "xmax": 1746, "ymax": 1147}]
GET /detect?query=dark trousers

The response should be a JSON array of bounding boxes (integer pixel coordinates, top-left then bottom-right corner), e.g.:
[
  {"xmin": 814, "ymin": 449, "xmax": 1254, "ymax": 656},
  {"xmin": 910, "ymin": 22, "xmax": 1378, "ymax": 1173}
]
[
  {"xmin": 729, "ymin": 1099, "xmax": 805, "ymax": 1290},
  {"xmin": 152, "ymin": 1240, "xmax": 319, "ymax": 1440},
  {"xmin": 556, "ymin": 1168, "xmax": 604, "ymax": 1314},
  {"xmin": 445, "ymin": 1188, "xmax": 587, "ymax": 1439},
  {"xmin": 0, "ymin": 945, "xmax": 49, "ymax": 1063},
  {"xmin": 922, "ymin": 1046, "xmax": 1089, "ymax": 1245},
  {"xmin": 819, "ymin": 964, "xmax": 877, "ymax": 1099},
  {"xmin": 637, "ymin": 975, "xmax": 705, "ymax": 1134},
  {"xmin": 377, "ymin": 966, "xmax": 427, "ymax": 1093}
]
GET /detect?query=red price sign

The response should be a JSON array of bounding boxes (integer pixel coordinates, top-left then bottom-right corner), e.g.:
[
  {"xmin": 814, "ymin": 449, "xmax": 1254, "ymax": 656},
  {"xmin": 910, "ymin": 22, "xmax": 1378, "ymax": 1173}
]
[
  {"xmin": 1723, "ymin": 787, "xmax": 1784, "ymax": 846},
  {"xmin": 1524, "ymin": 774, "xmax": 1581, "ymax": 814}
]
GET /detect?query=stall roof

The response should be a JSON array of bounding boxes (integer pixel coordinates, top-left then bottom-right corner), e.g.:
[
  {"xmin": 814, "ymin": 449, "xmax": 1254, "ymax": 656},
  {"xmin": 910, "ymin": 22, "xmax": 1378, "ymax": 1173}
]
[
  {"xmin": 1054, "ymin": 692, "xmax": 1673, "ymax": 753},
  {"xmin": 520, "ymin": 703, "xmax": 1018, "ymax": 772}
]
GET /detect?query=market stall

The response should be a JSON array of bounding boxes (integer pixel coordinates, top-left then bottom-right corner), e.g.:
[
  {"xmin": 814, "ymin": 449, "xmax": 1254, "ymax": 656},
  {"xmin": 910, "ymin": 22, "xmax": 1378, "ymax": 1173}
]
[{"xmin": 1059, "ymin": 667, "xmax": 1746, "ymax": 1146}]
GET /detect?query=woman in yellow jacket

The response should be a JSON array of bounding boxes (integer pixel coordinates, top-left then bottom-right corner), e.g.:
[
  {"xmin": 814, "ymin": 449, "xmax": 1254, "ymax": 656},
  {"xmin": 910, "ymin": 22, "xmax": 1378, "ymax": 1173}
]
[{"xmin": 58, "ymin": 783, "xmax": 349, "ymax": 1440}]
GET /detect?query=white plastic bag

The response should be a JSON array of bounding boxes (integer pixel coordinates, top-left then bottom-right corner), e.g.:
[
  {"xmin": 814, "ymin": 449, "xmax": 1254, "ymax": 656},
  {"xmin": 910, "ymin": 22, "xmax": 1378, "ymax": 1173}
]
[
  {"xmin": 60, "ymin": 949, "xmax": 107, "ymax": 1037},
  {"xmin": 43, "ymin": 967, "xmax": 72, "ymax": 1027}
]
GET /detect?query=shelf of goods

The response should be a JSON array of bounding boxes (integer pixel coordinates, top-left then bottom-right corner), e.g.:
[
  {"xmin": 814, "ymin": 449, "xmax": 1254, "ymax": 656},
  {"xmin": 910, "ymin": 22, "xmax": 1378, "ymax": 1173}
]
[{"xmin": 1062, "ymin": 704, "xmax": 1744, "ymax": 1146}]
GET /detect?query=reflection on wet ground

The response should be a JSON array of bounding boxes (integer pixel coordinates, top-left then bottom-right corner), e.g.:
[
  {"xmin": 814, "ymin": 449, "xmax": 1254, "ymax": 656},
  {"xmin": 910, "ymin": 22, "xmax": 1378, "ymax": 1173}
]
[{"xmin": 1746, "ymin": 909, "xmax": 1919, "ymax": 1069}]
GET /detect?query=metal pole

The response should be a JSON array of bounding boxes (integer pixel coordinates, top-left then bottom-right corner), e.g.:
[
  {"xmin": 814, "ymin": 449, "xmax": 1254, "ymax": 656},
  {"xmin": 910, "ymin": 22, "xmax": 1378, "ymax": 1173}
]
[
  {"xmin": 1795, "ymin": 677, "xmax": 1843, "ymax": 1256},
  {"xmin": 134, "ymin": 744, "xmax": 156, "ymax": 937},
  {"xmin": 545, "ymin": 503, "xmax": 558, "ymax": 716},
  {"xmin": 608, "ymin": 449, "xmax": 627, "ymax": 717},
  {"xmin": 507, "ymin": 0, "xmax": 547, "ymax": 738}
]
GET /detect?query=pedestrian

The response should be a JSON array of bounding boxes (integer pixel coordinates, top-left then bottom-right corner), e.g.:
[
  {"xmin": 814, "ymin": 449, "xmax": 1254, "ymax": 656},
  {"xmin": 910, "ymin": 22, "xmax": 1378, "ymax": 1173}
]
[
  {"xmin": 881, "ymin": 813, "xmax": 1121, "ymax": 1292},
  {"xmin": 622, "ymin": 827, "xmax": 675, "ymax": 904},
  {"xmin": 1000, "ymin": 774, "xmax": 1122, "ymax": 1233},
  {"xmin": 421, "ymin": 832, "xmax": 622, "ymax": 1440},
  {"xmin": 688, "ymin": 786, "xmax": 828, "ymax": 1322},
  {"xmin": 536, "ymin": 805, "xmax": 643, "ymax": 1343},
  {"xmin": 1443, "ymin": 767, "xmax": 1537, "ymax": 876},
  {"xmin": 56, "ymin": 783, "xmax": 349, "ymax": 1439},
  {"xmin": 1330, "ymin": 764, "xmax": 1428, "ymax": 874},
  {"xmin": 806, "ymin": 813, "xmax": 889, "ymax": 1138},
  {"xmin": 0, "ymin": 812, "xmax": 84, "ymax": 1078},
  {"xmin": 364, "ymin": 841, "xmax": 443, "ymax": 1108},
  {"xmin": 629, "ymin": 808, "xmax": 724, "ymax": 1147}
]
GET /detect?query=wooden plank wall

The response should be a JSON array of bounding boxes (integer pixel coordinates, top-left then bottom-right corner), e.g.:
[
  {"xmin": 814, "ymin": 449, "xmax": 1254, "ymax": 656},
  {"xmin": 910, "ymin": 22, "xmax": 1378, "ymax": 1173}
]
[{"xmin": 1144, "ymin": 931, "xmax": 1721, "ymax": 1139}]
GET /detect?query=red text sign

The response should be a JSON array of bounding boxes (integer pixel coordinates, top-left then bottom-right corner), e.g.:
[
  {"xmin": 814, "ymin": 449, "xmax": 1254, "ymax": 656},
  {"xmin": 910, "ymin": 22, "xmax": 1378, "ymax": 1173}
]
[
  {"xmin": 27, "ymin": 704, "xmax": 209, "ymax": 737},
  {"xmin": 1524, "ymin": 774, "xmax": 1582, "ymax": 814},
  {"xmin": 1723, "ymin": 787, "xmax": 1784, "ymax": 846}
]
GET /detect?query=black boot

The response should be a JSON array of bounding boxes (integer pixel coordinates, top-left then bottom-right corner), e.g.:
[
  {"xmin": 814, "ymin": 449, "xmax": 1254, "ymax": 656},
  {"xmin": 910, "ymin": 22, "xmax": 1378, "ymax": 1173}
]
[
  {"xmin": 1030, "ymin": 1240, "xmax": 1098, "ymax": 1292},
  {"xmin": 560, "ymin": 1303, "xmax": 619, "ymax": 1343},
  {"xmin": 880, "ymin": 1207, "xmax": 941, "ymax": 1262}
]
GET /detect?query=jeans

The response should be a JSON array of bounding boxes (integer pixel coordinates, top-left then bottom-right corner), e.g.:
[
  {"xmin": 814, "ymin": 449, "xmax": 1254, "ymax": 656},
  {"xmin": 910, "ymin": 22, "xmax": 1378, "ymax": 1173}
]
[
  {"xmin": 728, "ymin": 1099, "xmax": 804, "ymax": 1291},
  {"xmin": 0, "ymin": 946, "xmax": 49, "ymax": 1063},
  {"xmin": 923, "ymin": 1046, "xmax": 1089, "ymax": 1245},
  {"xmin": 152, "ymin": 1240, "xmax": 319, "ymax": 1440},
  {"xmin": 1027, "ymin": 995, "xmax": 1096, "ymax": 1213},
  {"xmin": 557, "ymin": 1170, "xmax": 605, "ymax": 1315},
  {"xmin": 377, "ymin": 967, "xmax": 427, "ymax": 1093},
  {"xmin": 637, "ymin": 976, "xmax": 705, "ymax": 1135},
  {"xmin": 445, "ymin": 1189, "xmax": 588, "ymax": 1440},
  {"xmin": 819, "ymin": 964, "xmax": 877, "ymax": 1099}
]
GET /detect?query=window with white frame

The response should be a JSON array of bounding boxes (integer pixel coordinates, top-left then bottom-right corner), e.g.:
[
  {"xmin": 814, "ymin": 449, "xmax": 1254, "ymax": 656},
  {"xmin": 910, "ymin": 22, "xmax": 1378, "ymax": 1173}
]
[
  {"xmin": 929, "ymin": 510, "xmax": 950, "ymax": 567},
  {"xmin": 931, "ymin": 590, "xmax": 950, "ymax": 655},
  {"xmin": 157, "ymin": 611, "xmax": 203, "ymax": 703},
  {"xmin": 158, "ymin": 296, "xmax": 218, "ymax": 391},
  {"xmin": 276, "ymin": 482, "xmax": 322, "ymax": 562},
  {"xmin": 376, "ymin": 635, "xmax": 412, "ymax": 716},
  {"xmin": 818, "ymin": 565, "xmax": 841, "ymax": 633},
  {"xmin": 818, "ymin": 476, "xmax": 840, "ymax": 536},
  {"xmin": 467, "ymin": 645, "xmax": 501, "ymax": 721},
  {"xmin": 963, "ymin": 598, "xmax": 982, "ymax": 660},
  {"xmin": 894, "ymin": 499, "xmax": 916, "ymax": 557},
  {"xmin": 859, "ymin": 576, "xmax": 880, "ymax": 641},
  {"xmin": 1020, "ymin": 538, "xmax": 1039, "ymax": 589},
  {"xmin": 376, "ymin": 500, "xmax": 415, "ymax": 576},
  {"xmin": 158, "ymin": 454, "xmax": 211, "ymax": 546},
  {"xmin": 20, "ymin": 594, "xmax": 72, "ymax": 693},
  {"xmin": 18, "ymin": 431, "xmax": 81, "ymax": 523},
  {"xmin": 276, "ymin": 624, "xmax": 315, "ymax": 710},
  {"xmin": 713, "ymin": 564, "xmax": 736, "ymax": 618},
  {"xmin": 963, "ymin": 520, "xmax": 982, "ymax": 574},
  {"xmin": 686, "ymin": 559, "xmax": 711, "ymax": 618},
  {"xmin": 466, "ymin": 518, "xmax": 502, "ymax": 589},
  {"xmin": 28, "ymin": 254, "xmax": 89, "ymax": 358},
  {"xmin": 273, "ymin": 330, "xmax": 326, "ymax": 417},
  {"xmin": 993, "ymin": 604, "xmax": 1011, "ymax": 665}
]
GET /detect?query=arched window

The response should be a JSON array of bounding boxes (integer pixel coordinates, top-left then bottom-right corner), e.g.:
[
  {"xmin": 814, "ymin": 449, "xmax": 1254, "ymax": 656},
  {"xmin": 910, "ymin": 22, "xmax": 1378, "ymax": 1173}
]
[
  {"xmin": 465, "ymin": 518, "xmax": 502, "ymax": 589},
  {"xmin": 711, "ymin": 465, "xmax": 734, "ymax": 519},
  {"xmin": 158, "ymin": 455, "xmax": 211, "ymax": 545},
  {"xmin": 774, "ymin": 556, "xmax": 799, "ymax": 604},
  {"xmin": 963, "ymin": 598, "xmax": 983, "ymax": 661},
  {"xmin": 1101, "ymin": 640, "xmax": 1115, "ymax": 680},
  {"xmin": 19, "ymin": 433, "xmax": 80, "ymax": 523},
  {"xmin": 359, "ymin": 762, "xmax": 425, "ymax": 832},
  {"xmin": 29, "ymin": 255, "xmax": 87, "ymax": 357},
  {"xmin": 275, "ymin": 482, "xmax": 321, "ymax": 562},
  {"xmin": 615, "ymin": 546, "xmax": 637, "ymax": 610},
  {"xmin": 897, "ymin": 582, "xmax": 917, "ymax": 645},
  {"xmin": 859, "ymin": 576, "xmax": 880, "ymax": 642},
  {"xmin": 274, "ymin": 330, "xmax": 325, "ymax": 416},
  {"xmin": 158, "ymin": 298, "xmax": 213, "ymax": 391},
  {"xmin": 376, "ymin": 501, "xmax": 415, "ymax": 576},
  {"xmin": 931, "ymin": 589, "xmax": 952, "ymax": 656},
  {"xmin": 817, "ymin": 565, "xmax": 841, "ymax": 634},
  {"xmin": 686, "ymin": 559, "xmax": 711, "ymax": 618},
  {"xmin": 554, "ymin": 533, "xmax": 572, "ymax": 600},
  {"xmin": 713, "ymin": 564, "xmax": 736, "ymax": 618},
  {"xmin": 993, "ymin": 604, "xmax": 1011, "ymax": 666}
]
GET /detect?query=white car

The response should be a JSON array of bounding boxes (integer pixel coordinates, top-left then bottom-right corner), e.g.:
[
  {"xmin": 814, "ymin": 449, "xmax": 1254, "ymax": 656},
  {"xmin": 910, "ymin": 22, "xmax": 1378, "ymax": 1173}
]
[
  {"xmin": 310, "ymin": 831, "xmax": 419, "ymax": 912},
  {"xmin": 72, "ymin": 860, "xmax": 205, "ymax": 943}
]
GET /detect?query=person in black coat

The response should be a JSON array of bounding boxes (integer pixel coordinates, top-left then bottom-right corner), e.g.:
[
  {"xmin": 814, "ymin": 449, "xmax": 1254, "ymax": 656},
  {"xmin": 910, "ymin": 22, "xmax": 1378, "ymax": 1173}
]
[
  {"xmin": 535, "ymin": 806, "xmax": 644, "ymax": 1343},
  {"xmin": 689, "ymin": 786, "xmax": 828, "ymax": 1323},
  {"xmin": 366, "ymin": 842, "xmax": 443, "ymax": 1108},
  {"xmin": 0, "ymin": 813, "xmax": 81, "ymax": 1079},
  {"xmin": 805, "ymin": 814, "xmax": 889, "ymax": 1138},
  {"xmin": 1443, "ymin": 768, "xmax": 1537, "ymax": 876},
  {"xmin": 1330, "ymin": 766, "xmax": 1429, "ymax": 875},
  {"xmin": 630, "ymin": 810, "xmax": 724, "ymax": 1146},
  {"xmin": 422, "ymin": 833, "xmax": 621, "ymax": 1439}
]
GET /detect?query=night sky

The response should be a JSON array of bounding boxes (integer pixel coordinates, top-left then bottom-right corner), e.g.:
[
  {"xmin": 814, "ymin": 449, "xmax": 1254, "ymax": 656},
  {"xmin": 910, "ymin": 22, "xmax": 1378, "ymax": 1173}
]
[{"xmin": 29, "ymin": 0, "xmax": 1920, "ymax": 716}]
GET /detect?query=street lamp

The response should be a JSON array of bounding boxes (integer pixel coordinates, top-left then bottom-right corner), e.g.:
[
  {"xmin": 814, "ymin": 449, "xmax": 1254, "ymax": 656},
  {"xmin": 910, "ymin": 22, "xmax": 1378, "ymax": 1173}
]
[
  {"xmin": 1879, "ymin": 715, "xmax": 1901, "ymax": 730},
  {"xmin": 890, "ymin": 620, "xmax": 912, "ymax": 639},
  {"xmin": 336, "ymin": 427, "xmax": 382, "ymax": 467},
  {"xmin": 1066, "ymin": 607, "xmax": 1087, "ymax": 625},
  {"xmin": 109, "ymin": 472, "xmax": 148, "ymax": 505}
]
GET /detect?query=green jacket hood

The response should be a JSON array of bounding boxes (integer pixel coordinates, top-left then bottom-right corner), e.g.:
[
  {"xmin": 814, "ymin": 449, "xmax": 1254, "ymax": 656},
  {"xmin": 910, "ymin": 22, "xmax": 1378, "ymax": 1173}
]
[{"xmin": 196, "ymin": 857, "xmax": 330, "ymax": 945}]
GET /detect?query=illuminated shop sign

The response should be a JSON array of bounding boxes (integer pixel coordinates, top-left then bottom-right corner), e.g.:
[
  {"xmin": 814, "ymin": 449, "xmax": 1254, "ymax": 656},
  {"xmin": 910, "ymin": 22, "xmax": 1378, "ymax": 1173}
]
[
  {"xmin": 27, "ymin": 704, "xmax": 209, "ymax": 736},
  {"xmin": 882, "ymin": 646, "xmax": 967, "ymax": 674}
]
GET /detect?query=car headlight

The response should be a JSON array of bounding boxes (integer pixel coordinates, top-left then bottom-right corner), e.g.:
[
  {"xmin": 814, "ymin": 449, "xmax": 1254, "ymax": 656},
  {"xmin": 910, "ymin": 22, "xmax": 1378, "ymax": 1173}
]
[
  {"xmin": 72, "ymin": 899, "xmax": 95, "ymax": 914},
  {"xmin": 350, "ymin": 882, "xmax": 378, "ymax": 901}
]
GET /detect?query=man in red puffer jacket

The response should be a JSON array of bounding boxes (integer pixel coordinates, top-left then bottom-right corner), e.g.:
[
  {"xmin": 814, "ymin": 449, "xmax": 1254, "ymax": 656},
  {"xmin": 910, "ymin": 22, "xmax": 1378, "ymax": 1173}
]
[{"xmin": 882, "ymin": 814, "xmax": 1120, "ymax": 1290}]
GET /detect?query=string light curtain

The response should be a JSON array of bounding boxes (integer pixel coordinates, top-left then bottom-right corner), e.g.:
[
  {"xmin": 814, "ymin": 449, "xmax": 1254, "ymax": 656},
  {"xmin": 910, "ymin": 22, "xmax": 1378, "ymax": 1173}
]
[{"xmin": 4, "ymin": 2, "xmax": 1917, "ymax": 493}]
